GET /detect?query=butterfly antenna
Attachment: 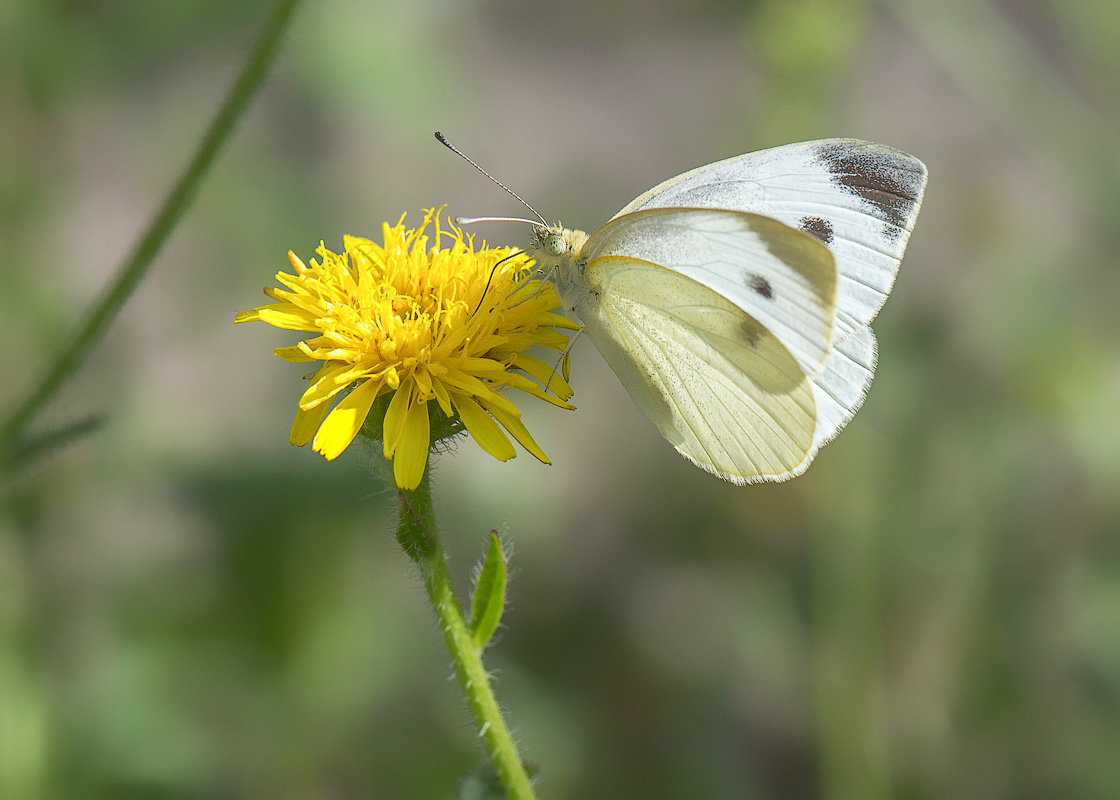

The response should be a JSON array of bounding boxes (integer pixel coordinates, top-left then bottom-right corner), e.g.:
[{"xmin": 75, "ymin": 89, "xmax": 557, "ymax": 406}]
[
  {"xmin": 470, "ymin": 250, "xmax": 523, "ymax": 317},
  {"xmin": 455, "ymin": 216, "xmax": 541, "ymax": 227},
  {"xmin": 435, "ymin": 131, "xmax": 548, "ymax": 226}
]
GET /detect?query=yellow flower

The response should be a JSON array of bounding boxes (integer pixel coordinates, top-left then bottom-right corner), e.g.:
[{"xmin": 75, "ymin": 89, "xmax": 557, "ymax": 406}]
[{"xmin": 236, "ymin": 207, "xmax": 577, "ymax": 489}]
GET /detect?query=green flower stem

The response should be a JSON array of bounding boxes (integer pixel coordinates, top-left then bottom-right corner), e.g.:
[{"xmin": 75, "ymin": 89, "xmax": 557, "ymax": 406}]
[
  {"xmin": 0, "ymin": 0, "xmax": 303, "ymax": 454},
  {"xmin": 397, "ymin": 470, "xmax": 537, "ymax": 800}
]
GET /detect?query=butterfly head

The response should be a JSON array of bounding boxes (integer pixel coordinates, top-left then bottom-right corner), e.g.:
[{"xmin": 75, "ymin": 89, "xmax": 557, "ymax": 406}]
[
  {"xmin": 526, "ymin": 225, "xmax": 592, "ymax": 315},
  {"xmin": 529, "ymin": 225, "xmax": 589, "ymax": 265},
  {"xmin": 540, "ymin": 229, "xmax": 567, "ymax": 257}
]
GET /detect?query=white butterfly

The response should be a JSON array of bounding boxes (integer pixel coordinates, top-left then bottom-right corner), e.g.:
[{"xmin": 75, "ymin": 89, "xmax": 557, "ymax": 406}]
[{"xmin": 525, "ymin": 139, "xmax": 927, "ymax": 484}]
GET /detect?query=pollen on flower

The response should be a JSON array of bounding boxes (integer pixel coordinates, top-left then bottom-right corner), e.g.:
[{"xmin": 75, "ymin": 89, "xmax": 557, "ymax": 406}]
[{"xmin": 236, "ymin": 207, "xmax": 578, "ymax": 490}]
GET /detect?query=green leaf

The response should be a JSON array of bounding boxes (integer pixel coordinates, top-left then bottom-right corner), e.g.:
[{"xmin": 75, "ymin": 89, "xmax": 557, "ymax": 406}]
[
  {"xmin": 1, "ymin": 414, "xmax": 105, "ymax": 476},
  {"xmin": 458, "ymin": 761, "xmax": 538, "ymax": 800},
  {"xmin": 457, "ymin": 765, "xmax": 505, "ymax": 800},
  {"xmin": 469, "ymin": 532, "xmax": 508, "ymax": 648}
]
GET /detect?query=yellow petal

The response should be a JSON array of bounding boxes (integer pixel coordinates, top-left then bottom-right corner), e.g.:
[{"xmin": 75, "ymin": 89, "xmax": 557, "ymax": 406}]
[
  {"xmin": 503, "ymin": 373, "xmax": 576, "ymax": 410},
  {"xmin": 272, "ymin": 272, "xmax": 306, "ymax": 292},
  {"xmin": 483, "ymin": 388, "xmax": 521, "ymax": 418},
  {"xmin": 256, "ymin": 305, "xmax": 321, "ymax": 332},
  {"xmin": 312, "ymin": 379, "xmax": 380, "ymax": 460},
  {"xmin": 393, "ymin": 399, "xmax": 430, "ymax": 490},
  {"xmin": 263, "ymin": 286, "xmax": 293, "ymax": 302},
  {"xmin": 430, "ymin": 378, "xmax": 453, "ymax": 417},
  {"xmin": 441, "ymin": 372, "xmax": 505, "ymax": 406},
  {"xmin": 287, "ymin": 249, "xmax": 310, "ymax": 274},
  {"xmin": 382, "ymin": 382, "xmax": 412, "ymax": 458},
  {"xmin": 461, "ymin": 357, "xmax": 506, "ymax": 375},
  {"xmin": 454, "ymin": 396, "xmax": 516, "ymax": 462},
  {"xmin": 524, "ymin": 328, "xmax": 571, "ymax": 350},
  {"xmin": 413, "ymin": 366, "xmax": 434, "ymax": 397},
  {"xmin": 343, "ymin": 234, "xmax": 377, "ymax": 254},
  {"xmin": 481, "ymin": 400, "xmax": 550, "ymax": 464},
  {"xmin": 507, "ymin": 351, "xmax": 551, "ymax": 382},
  {"xmin": 543, "ymin": 311, "xmax": 582, "ymax": 330},
  {"xmin": 509, "ymin": 352, "xmax": 573, "ymax": 399},
  {"xmin": 299, "ymin": 362, "xmax": 356, "ymax": 409},
  {"xmin": 290, "ymin": 400, "xmax": 331, "ymax": 446},
  {"xmin": 274, "ymin": 344, "xmax": 315, "ymax": 363}
]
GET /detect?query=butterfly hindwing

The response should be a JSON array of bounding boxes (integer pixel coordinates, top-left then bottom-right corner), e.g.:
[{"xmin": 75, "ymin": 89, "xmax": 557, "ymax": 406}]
[{"xmin": 578, "ymin": 254, "xmax": 820, "ymax": 482}]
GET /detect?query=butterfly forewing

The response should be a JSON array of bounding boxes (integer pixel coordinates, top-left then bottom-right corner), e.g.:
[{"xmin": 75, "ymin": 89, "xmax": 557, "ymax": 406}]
[
  {"xmin": 809, "ymin": 326, "xmax": 877, "ymax": 449},
  {"xmin": 581, "ymin": 208, "xmax": 838, "ymax": 379},
  {"xmin": 612, "ymin": 139, "xmax": 927, "ymax": 337},
  {"xmin": 577, "ymin": 255, "xmax": 819, "ymax": 483}
]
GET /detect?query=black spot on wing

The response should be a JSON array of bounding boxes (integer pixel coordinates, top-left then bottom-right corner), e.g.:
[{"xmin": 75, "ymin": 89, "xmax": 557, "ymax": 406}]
[
  {"xmin": 816, "ymin": 142, "xmax": 923, "ymax": 242},
  {"xmin": 746, "ymin": 273, "xmax": 773, "ymax": 300},
  {"xmin": 799, "ymin": 216, "xmax": 834, "ymax": 245},
  {"xmin": 740, "ymin": 319, "xmax": 763, "ymax": 347},
  {"xmin": 748, "ymin": 215, "xmax": 836, "ymax": 305}
]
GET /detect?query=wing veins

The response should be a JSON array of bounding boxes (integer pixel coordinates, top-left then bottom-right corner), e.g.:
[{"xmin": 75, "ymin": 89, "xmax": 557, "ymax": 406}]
[
  {"xmin": 612, "ymin": 311, "xmax": 735, "ymax": 468},
  {"xmin": 613, "ymin": 302, "xmax": 808, "ymax": 472}
]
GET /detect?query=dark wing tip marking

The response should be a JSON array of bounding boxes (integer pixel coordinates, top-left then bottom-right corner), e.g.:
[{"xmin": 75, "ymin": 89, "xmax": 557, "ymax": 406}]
[
  {"xmin": 798, "ymin": 215, "xmax": 834, "ymax": 245},
  {"xmin": 746, "ymin": 273, "xmax": 774, "ymax": 300},
  {"xmin": 816, "ymin": 142, "xmax": 924, "ymax": 243}
]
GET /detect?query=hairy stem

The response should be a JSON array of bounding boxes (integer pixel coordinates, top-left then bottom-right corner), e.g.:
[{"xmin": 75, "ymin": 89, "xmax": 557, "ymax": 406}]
[{"xmin": 397, "ymin": 471, "xmax": 536, "ymax": 800}]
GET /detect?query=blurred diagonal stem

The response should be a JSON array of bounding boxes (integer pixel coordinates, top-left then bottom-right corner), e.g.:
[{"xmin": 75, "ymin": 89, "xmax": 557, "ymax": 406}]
[
  {"xmin": 397, "ymin": 471, "xmax": 537, "ymax": 800},
  {"xmin": 0, "ymin": 0, "xmax": 303, "ymax": 463}
]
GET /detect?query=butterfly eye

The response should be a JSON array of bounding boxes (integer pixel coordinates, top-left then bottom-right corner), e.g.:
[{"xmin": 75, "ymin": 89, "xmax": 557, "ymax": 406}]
[{"xmin": 544, "ymin": 233, "xmax": 567, "ymax": 257}]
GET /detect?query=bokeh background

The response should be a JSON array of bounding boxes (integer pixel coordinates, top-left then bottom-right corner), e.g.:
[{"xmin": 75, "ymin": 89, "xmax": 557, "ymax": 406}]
[{"xmin": 3, "ymin": 0, "xmax": 1119, "ymax": 797}]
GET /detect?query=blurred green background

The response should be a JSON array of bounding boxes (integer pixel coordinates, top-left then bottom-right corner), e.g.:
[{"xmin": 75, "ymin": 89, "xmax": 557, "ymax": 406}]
[{"xmin": 3, "ymin": 0, "xmax": 1120, "ymax": 797}]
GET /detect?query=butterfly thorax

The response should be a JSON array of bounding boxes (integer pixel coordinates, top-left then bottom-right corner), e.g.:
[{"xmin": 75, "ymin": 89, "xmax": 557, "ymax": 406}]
[{"xmin": 528, "ymin": 225, "xmax": 591, "ymax": 317}]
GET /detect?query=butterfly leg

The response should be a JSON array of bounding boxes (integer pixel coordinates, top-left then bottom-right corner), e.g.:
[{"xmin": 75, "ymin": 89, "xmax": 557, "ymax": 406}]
[
  {"xmin": 544, "ymin": 325, "xmax": 583, "ymax": 392},
  {"xmin": 505, "ymin": 264, "xmax": 558, "ymax": 309}
]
